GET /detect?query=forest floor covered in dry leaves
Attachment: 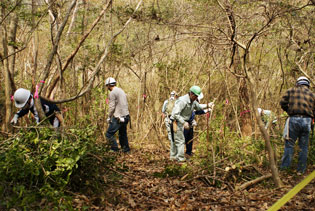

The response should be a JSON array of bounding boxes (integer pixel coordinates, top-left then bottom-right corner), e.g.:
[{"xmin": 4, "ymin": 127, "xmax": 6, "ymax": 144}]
[{"xmin": 73, "ymin": 141, "xmax": 315, "ymax": 210}]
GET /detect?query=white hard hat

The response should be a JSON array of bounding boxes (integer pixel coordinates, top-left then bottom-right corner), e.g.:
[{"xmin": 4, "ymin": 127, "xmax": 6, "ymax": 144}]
[
  {"xmin": 296, "ymin": 76, "xmax": 310, "ymax": 87},
  {"xmin": 14, "ymin": 88, "xmax": 31, "ymax": 108},
  {"xmin": 197, "ymin": 92, "xmax": 204, "ymax": 102},
  {"xmin": 105, "ymin": 77, "xmax": 116, "ymax": 86},
  {"xmin": 170, "ymin": 90, "xmax": 177, "ymax": 96}
]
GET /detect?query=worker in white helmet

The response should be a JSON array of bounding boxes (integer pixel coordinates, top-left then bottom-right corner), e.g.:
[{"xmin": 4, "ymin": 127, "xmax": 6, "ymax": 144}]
[
  {"xmin": 11, "ymin": 88, "xmax": 63, "ymax": 128},
  {"xmin": 105, "ymin": 77, "xmax": 130, "ymax": 153}
]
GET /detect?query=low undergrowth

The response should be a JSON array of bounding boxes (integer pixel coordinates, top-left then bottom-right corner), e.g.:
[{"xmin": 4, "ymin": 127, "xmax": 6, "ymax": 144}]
[{"xmin": 0, "ymin": 126, "xmax": 116, "ymax": 210}]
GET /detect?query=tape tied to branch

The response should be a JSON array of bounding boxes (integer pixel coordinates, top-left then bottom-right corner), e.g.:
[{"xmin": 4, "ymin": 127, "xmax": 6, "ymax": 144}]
[
  {"xmin": 34, "ymin": 81, "xmax": 45, "ymax": 99},
  {"xmin": 34, "ymin": 84, "xmax": 39, "ymax": 99},
  {"xmin": 240, "ymin": 109, "xmax": 250, "ymax": 117}
]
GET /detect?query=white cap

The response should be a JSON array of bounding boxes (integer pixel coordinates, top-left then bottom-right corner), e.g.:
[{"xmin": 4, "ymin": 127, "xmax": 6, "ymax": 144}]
[{"xmin": 14, "ymin": 88, "xmax": 31, "ymax": 108}]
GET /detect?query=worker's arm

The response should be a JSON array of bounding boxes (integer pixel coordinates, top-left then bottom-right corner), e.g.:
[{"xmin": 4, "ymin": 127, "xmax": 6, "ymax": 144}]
[
  {"xmin": 54, "ymin": 111, "xmax": 64, "ymax": 127},
  {"xmin": 280, "ymin": 89, "xmax": 290, "ymax": 112},
  {"xmin": 108, "ymin": 91, "xmax": 117, "ymax": 118}
]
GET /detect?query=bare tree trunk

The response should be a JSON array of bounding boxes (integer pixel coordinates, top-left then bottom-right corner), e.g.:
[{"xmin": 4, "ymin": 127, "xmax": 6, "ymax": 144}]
[
  {"xmin": 31, "ymin": 0, "xmax": 38, "ymax": 92},
  {"xmin": 217, "ymin": 0, "xmax": 283, "ymax": 187},
  {"xmin": 1, "ymin": 4, "xmax": 19, "ymax": 131},
  {"xmin": 239, "ymin": 78, "xmax": 252, "ymax": 136},
  {"xmin": 247, "ymin": 71, "xmax": 283, "ymax": 187},
  {"xmin": 34, "ymin": 0, "xmax": 77, "ymax": 121},
  {"xmin": 8, "ymin": 12, "xmax": 18, "ymax": 87},
  {"xmin": 1, "ymin": 26, "xmax": 11, "ymax": 132},
  {"xmin": 221, "ymin": 0, "xmax": 252, "ymax": 137}
]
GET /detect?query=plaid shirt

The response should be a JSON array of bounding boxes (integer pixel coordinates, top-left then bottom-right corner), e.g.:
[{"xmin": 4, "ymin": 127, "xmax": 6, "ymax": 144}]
[{"xmin": 280, "ymin": 85, "xmax": 315, "ymax": 118}]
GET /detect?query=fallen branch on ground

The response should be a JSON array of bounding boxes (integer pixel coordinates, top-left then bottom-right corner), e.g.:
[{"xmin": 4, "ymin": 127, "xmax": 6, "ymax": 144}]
[{"xmin": 236, "ymin": 173, "xmax": 272, "ymax": 190}]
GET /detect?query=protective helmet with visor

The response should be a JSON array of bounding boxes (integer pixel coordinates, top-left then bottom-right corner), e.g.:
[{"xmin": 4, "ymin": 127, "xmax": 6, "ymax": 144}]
[
  {"xmin": 14, "ymin": 88, "xmax": 31, "ymax": 108},
  {"xmin": 296, "ymin": 76, "xmax": 310, "ymax": 87},
  {"xmin": 190, "ymin": 85, "xmax": 202, "ymax": 96},
  {"xmin": 105, "ymin": 77, "xmax": 116, "ymax": 86}
]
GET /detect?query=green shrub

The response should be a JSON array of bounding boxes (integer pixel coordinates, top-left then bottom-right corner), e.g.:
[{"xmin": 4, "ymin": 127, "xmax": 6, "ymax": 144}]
[
  {"xmin": 194, "ymin": 105, "xmax": 269, "ymax": 177},
  {"xmin": 0, "ymin": 126, "xmax": 112, "ymax": 209},
  {"xmin": 154, "ymin": 163, "xmax": 191, "ymax": 178}
]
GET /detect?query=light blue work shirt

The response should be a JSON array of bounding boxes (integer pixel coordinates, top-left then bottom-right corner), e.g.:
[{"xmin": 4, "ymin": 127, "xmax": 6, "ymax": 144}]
[{"xmin": 171, "ymin": 94, "xmax": 204, "ymax": 124}]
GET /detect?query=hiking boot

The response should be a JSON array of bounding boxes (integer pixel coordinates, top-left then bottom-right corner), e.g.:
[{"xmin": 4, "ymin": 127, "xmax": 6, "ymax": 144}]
[
  {"xmin": 170, "ymin": 156, "xmax": 176, "ymax": 161},
  {"xmin": 123, "ymin": 149, "xmax": 131, "ymax": 154},
  {"xmin": 177, "ymin": 158, "xmax": 186, "ymax": 162},
  {"xmin": 109, "ymin": 149, "xmax": 120, "ymax": 154}
]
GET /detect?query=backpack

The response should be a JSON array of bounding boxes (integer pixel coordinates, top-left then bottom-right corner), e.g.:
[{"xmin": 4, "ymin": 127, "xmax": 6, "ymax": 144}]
[{"xmin": 166, "ymin": 98, "xmax": 176, "ymax": 114}]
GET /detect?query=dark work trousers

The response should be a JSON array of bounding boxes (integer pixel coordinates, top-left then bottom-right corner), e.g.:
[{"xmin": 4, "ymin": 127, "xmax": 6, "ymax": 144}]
[
  {"xmin": 184, "ymin": 127, "xmax": 194, "ymax": 155},
  {"xmin": 105, "ymin": 115, "xmax": 130, "ymax": 152}
]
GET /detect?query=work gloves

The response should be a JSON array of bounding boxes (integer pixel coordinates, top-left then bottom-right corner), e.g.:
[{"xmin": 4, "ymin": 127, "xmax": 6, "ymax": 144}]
[
  {"xmin": 107, "ymin": 117, "xmax": 125, "ymax": 123},
  {"xmin": 207, "ymin": 102, "xmax": 214, "ymax": 109},
  {"xmin": 184, "ymin": 121, "xmax": 190, "ymax": 130},
  {"xmin": 165, "ymin": 117, "xmax": 171, "ymax": 125},
  {"xmin": 10, "ymin": 114, "xmax": 19, "ymax": 125}
]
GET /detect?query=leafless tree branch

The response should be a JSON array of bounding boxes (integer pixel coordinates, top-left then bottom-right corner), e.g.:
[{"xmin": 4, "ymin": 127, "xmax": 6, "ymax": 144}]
[
  {"xmin": 46, "ymin": 0, "xmax": 113, "ymax": 97},
  {"xmin": 0, "ymin": 0, "xmax": 23, "ymax": 26},
  {"xmin": 38, "ymin": 0, "xmax": 77, "ymax": 95},
  {"xmin": 45, "ymin": 0, "xmax": 143, "ymax": 104}
]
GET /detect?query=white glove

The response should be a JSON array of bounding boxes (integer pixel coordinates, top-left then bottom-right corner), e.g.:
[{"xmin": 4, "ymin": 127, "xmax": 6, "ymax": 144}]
[
  {"xmin": 165, "ymin": 117, "xmax": 170, "ymax": 125},
  {"xmin": 119, "ymin": 117, "xmax": 125, "ymax": 123},
  {"xmin": 208, "ymin": 102, "xmax": 214, "ymax": 109},
  {"xmin": 10, "ymin": 114, "xmax": 19, "ymax": 125},
  {"xmin": 191, "ymin": 120, "xmax": 197, "ymax": 127},
  {"xmin": 107, "ymin": 118, "xmax": 111, "ymax": 123},
  {"xmin": 204, "ymin": 108, "xmax": 212, "ymax": 113},
  {"xmin": 184, "ymin": 122, "xmax": 190, "ymax": 130}
]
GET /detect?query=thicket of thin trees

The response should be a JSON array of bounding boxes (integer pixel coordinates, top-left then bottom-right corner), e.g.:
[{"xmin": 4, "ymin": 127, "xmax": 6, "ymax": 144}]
[{"xmin": 1, "ymin": 0, "xmax": 314, "ymax": 188}]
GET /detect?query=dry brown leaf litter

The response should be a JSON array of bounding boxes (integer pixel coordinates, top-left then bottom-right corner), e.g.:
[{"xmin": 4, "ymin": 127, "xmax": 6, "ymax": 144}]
[{"xmin": 72, "ymin": 143, "xmax": 315, "ymax": 210}]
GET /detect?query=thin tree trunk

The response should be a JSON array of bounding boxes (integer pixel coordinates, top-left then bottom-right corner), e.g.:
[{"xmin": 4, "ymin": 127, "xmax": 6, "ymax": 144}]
[
  {"xmin": 239, "ymin": 78, "xmax": 252, "ymax": 136},
  {"xmin": 1, "ymin": 25, "xmax": 11, "ymax": 132},
  {"xmin": 46, "ymin": 0, "xmax": 112, "ymax": 98},
  {"xmin": 31, "ymin": 0, "xmax": 38, "ymax": 93},
  {"xmin": 247, "ymin": 71, "xmax": 283, "ymax": 187},
  {"xmin": 34, "ymin": 0, "xmax": 77, "ymax": 122},
  {"xmin": 1, "ymin": 3, "xmax": 19, "ymax": 131}
]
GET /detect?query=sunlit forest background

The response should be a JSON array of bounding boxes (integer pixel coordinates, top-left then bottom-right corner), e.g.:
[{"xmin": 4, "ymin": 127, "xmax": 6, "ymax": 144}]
[{"xmin": 0, "ymin": 0, "xmax": 314, "ymax": 209}]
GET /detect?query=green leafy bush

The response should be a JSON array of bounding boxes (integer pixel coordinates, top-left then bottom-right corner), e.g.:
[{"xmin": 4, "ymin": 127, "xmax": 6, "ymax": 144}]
[
  {"xmin": 194, "ymin": 104, "xmax": 269, "ymax": 178},
  {"xmin": 0, "ymin": 126, "xmax": 112, "ymax": 209},
  {"xmin": 154, "ymin": 163, "xmax": 191, "ymax": 178}
]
